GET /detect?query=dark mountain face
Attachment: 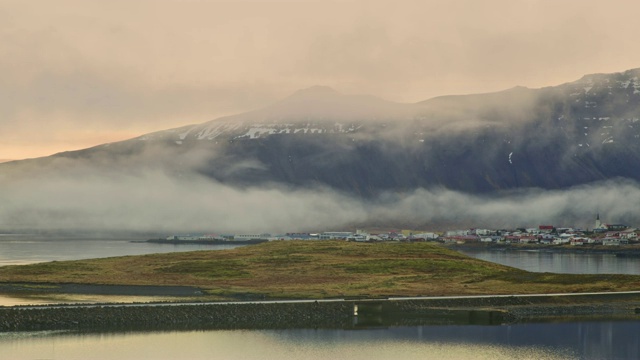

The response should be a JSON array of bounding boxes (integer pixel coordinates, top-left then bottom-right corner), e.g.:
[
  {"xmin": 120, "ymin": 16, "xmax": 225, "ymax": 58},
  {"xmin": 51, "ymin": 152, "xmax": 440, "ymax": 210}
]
[
  {"xmin": 0, "ymin": 69, "xmax": 640, "ymax": 233},
  {"xmin": 3, "ymin": 68, "xmax": 640, "ymax": 233},
  {"xmin": 5, "ymin": 69, "xmax": 640, "ymax": 198},
  {"xmin": 136, "ymin": 68, "xmax": 640, "ymax": 196}
]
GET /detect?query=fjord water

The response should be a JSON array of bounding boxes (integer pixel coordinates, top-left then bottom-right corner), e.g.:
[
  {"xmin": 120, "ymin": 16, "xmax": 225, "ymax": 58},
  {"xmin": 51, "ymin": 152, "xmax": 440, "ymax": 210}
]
[
  {"xmin": 3, "ymin": 236, "xmax": 638, "ymax": 274},
  {"xmin": 0, "ymin": 235, "xmax": 243, "ymax": 266},
  {"xmin": 3, "ymin": 237, "xmax": 640, "ymax": 359},
  {"xmin": 458, "ymin": 248, "xmax": 640, "ymax": 275},
  {"xmin": 0, "ymin": 236, "xmax": 245, "ymax": 306},
  {"xmin": 2, "ymin": 322, "xmax": 640, "ymax": 360}
]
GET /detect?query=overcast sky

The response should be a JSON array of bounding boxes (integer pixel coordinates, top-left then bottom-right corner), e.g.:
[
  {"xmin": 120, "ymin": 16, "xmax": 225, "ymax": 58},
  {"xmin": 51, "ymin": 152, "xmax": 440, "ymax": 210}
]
[{"xmin": 2, "ymin": 0, "xmax": 640, "ymax": 160}]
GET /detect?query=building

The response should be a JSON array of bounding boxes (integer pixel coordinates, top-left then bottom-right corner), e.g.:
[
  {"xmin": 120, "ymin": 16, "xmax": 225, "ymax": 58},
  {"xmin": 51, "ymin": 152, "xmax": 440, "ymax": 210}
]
[
  {"xmin": 474, "ymin": 229, "xmax": 493, "ymax": 236},
  {"xmin": 606, "ymin": 224, "xmax": 628, "ymax": 231},
  {"xmin": 411, "ymin": 232, "xmax": 439, "ymax": 240},
  {"xmin": 539, "ymin": 225, "xmax": 554, "ymax": 233},
  {"xmin": 166, "ymin": 235, "xmax": 200, "ymax": 241},
  {"xmin": 234, "ymin": 233, "xmax": 271, "ymax": 240},
  {"xmin": 602, "ymin": 238, "xmax": 621, "ymax": 246},
  {"xmin": 446, "ymin": 230, "xmax": 468, "ymax": 236},
  {"xmin": 319, "ymin": 232, "xmax": 353, "ymax": 240}
]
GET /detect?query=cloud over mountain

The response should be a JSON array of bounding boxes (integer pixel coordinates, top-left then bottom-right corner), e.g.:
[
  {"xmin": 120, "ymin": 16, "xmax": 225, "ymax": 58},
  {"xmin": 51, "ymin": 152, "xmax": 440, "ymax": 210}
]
[{"xmin": 2, "ymin": 68, "xmax": 640, "ymax": 233}]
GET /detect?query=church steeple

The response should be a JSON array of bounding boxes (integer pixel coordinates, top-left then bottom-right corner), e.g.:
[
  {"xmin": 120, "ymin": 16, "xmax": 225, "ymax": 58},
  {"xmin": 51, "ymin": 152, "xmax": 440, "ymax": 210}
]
[{"xmin": 595, "ymin": 213, "xmax": 602, "ymax": 229}]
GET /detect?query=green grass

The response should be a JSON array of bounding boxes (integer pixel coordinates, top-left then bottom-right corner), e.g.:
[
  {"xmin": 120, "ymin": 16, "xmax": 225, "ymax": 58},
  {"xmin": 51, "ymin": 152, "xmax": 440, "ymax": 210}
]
[
  {"xmin": 1, "ymin": 241, "xmax": 640, "ymax": 299},
  {"xmin": 157, "ymin": 259, "xmax": 250, "ymax": 279}
]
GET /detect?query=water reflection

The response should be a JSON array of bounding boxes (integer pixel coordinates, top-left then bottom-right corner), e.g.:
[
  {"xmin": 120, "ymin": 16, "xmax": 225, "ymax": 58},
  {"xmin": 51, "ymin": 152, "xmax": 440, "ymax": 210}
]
[
  {"xmin": 0, "ymin": 328, "xmax": 570, "ymax": 360},
  {"xmin": 460, "ymin": 248, "xmax": 640, "ymax": 274},
  {"xmin": 0, "ymin": 237, "xmax": 245, "ymax": 306},
  {"xmin": 0, "ymin": 237, "xmax": 243, "ymax": 266},
  {"xmin": 3, "ymin": 321, "xmax": 640, "ymax": 360}
]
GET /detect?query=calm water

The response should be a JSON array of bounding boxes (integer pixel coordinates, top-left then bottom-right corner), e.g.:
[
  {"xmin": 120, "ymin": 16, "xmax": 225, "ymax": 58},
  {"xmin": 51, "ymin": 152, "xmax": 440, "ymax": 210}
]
[
  {"xmin": 1, "ymin": 322, "xmax": 639, "ymax": 360},
  {"xmin": 0, "ymin": 236, "xmax": 245, "ymax": 306},
  {"xmin": 459, "ymin": 248, "xmax": 640, "ymax": 275},
  {"xmin": 0, "ymin": 235, "xmax": 243, "ymax": 266},
  {"xmin": 3, "ymin": 238, "xmax": 640, "ymax": 359}
]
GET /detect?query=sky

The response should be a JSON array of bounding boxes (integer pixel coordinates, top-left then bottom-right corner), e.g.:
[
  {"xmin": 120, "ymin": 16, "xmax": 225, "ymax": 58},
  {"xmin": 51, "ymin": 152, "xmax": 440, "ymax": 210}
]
[{"xmin": 2, "ymin": 0, "xmax": 640, "ymax": 160}]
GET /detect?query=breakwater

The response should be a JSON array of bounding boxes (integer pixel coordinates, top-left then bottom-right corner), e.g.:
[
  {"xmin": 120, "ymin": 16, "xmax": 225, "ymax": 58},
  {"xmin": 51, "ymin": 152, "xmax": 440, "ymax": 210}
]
[
  {"xmin": 3, "ymin": 294, "xmax": 640, "ymax": 333},
  {"xmin": 0, "ymin": 302, "xmax": 353, "ymax": 332}
]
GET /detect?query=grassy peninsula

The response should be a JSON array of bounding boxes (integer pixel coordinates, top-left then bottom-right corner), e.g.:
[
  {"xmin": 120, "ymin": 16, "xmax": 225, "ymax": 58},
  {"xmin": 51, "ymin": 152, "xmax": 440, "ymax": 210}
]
[{"xmin": 1, "ymin": 241, "xmax": 640, "ymax": 300}]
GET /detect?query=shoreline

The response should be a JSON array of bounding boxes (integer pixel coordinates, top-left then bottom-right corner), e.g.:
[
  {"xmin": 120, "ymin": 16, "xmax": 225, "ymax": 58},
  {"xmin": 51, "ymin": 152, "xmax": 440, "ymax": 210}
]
[
  {"xmin": 3, "ymin": 241, "xmax": 640, "ymax": 332},
  {"xmin": 2, "ymin": 292, "xmax": 640, "ymax": 332},
  {"xmin": 143, "ymin": 238, "xmax": 269, "ymax": 245},
  {"xmin": 0, "ymin": 283, "xmax": 204, "ymax": 297},
  {"xmin": 444, "ymin": 242, "xmax": 640, "ymax": 256}
]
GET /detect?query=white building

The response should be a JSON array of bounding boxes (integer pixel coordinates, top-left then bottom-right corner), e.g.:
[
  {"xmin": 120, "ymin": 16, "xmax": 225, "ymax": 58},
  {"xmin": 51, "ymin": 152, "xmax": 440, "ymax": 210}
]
[
  {"xmin": 167, "ymin": 235, "xmax": 200, "ymax": 241},
  {"xmin": 446, "ymin": 230, "xmax": 468, "ymax": 236},
  {"xmin": 412, "ymin": 232, "xmax": 440, "ymax": 240},
  {"xmin": 320, "ymin": 232, "xmax": 353, "ymax": 240},
  {"xmin": 234, "ymin": 233, "xmax": 271, "ymax": 240}
]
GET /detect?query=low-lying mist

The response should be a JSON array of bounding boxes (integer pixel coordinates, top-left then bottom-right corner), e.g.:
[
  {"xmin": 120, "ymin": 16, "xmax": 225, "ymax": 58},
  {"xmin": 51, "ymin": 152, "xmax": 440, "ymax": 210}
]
[{"xmin": 0, "ymin": 163, "xmax": 637, "ymax": 234}]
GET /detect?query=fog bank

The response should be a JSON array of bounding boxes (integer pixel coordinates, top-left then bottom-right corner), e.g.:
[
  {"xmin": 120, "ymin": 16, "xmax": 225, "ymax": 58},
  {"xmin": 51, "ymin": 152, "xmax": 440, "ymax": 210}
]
[{"xmin": 0, "ymin": 167, "xmax": 635, "ymax": 233}]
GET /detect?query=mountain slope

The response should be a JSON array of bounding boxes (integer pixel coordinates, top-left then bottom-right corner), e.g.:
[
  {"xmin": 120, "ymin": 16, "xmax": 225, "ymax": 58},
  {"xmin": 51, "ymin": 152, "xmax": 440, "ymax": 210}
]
[{"xmin": 4, "ymin": 69, "xmax": 640, "ymax": 197}]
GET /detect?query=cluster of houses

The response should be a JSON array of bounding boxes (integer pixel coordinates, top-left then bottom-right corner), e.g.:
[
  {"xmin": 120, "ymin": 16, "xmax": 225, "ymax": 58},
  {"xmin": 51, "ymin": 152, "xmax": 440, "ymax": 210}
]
[
  {"xmin": 166, "ymin": 229, "xmax": 438, "ymax": 242},
  {"xmin": 440, "ymin": 214, "xmax": 637, "ymax": 246},
  {"xmin": 166, "ymin": 215, "xmax": 638, "ymax": 247},
  {"xmin": 441, "ymin": 226, "xmax": 637, "ymax": 246}
]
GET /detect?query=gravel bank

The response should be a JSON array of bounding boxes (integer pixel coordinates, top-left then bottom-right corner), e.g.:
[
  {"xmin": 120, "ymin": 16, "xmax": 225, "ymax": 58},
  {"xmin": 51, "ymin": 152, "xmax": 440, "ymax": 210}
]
[
  {"xmin": 0, "ymin": 302, "xmax": 353, "ymax": 332},
  {"xmin": 2, "ymin": 294, "xmax": 640, "ymax": 332}
]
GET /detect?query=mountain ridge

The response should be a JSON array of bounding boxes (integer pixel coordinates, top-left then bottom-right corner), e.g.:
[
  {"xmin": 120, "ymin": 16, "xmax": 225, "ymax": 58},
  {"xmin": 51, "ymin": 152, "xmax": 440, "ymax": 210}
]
[
  {"xmin": 3, "ymin": 67, "xmax": 640, "ymax": 232},
  {"xmin": 4, "ymin": 67, "xmax": 640, "ymax": 197}
]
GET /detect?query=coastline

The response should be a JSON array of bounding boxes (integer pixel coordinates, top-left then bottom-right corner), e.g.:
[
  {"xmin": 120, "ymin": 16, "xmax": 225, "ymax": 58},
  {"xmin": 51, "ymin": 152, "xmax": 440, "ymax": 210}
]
[
  {"xmin": 2, "ymin": 292, "xmax": 640, "ymax": 332},
  {"xmin": 143, "ymin": 238, "xmax": 269, "ymax": 245},
  {"xmin": 444, "ymin": 242, "xmax": 640, "ymax": 256},
  {"xmin": 3, "ymin": 241, "xmax": 640, "ymax": 332}
]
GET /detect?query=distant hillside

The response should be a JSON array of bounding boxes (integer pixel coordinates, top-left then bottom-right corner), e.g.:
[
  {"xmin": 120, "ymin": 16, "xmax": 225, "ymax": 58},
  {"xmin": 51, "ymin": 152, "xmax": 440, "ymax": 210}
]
[
  {"xmin": 1, "ymin": 68, "xmax": 640, "ymax": 232},
  {"xmin": 28, "ymin": 68, "xmax": 640, "ymax": 196}
]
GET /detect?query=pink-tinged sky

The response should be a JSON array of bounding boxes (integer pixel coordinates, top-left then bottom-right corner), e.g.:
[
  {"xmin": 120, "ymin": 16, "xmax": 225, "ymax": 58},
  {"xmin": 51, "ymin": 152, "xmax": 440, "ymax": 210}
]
[{"xmin": 2, "ymin": 0, "xmax": 639, "ymax": 160}]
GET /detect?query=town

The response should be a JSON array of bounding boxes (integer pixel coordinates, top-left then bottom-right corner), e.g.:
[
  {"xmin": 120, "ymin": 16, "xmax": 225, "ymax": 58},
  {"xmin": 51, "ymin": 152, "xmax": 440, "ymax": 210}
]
[{"xmin": 162, "ymin": 214, "xmax": 639, "ymax": 247}]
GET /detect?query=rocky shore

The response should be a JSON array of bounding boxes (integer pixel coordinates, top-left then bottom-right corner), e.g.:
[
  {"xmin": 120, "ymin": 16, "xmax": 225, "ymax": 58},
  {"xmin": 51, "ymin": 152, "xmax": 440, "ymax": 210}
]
[
  {"xmin": 390, "ymin": 293, "xmax": 640, "ymax": 324},
  {"xmin": 3, "ymin": 293, "xmax": 640, "ymax": 333},
  {"xmin": 0, "ymin": 301, "xmax": 353, "ymax": 332}
]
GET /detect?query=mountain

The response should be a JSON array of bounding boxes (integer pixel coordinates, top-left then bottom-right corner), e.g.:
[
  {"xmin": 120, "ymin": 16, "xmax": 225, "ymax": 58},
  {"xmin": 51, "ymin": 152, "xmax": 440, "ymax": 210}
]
[
  {"xmin": 3, "ymin": 68, "xmax": 640, "ymax": 233},
  {"xmin": 4, "ymin": 68, "xmax": 640, "ymax": 198}
]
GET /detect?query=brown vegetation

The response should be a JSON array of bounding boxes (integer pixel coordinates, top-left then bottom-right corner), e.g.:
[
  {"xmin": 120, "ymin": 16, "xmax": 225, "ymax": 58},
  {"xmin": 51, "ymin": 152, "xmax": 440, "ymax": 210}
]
[{"xmin": 1, "ymin": 241, "xmax": 640, "ymax": 300}]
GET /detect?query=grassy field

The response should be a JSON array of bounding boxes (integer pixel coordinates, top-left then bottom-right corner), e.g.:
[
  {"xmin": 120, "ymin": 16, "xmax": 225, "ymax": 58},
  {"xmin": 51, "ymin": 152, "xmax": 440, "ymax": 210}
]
[{"xmin": 1, "ymin": 241, "xmax": 640, "ymax": 300}]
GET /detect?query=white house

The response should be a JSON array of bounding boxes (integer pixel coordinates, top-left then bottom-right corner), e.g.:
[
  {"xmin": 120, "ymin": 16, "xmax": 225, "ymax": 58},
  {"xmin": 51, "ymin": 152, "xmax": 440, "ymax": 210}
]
[{"xmin": 602, "ymin": 238, "xmax": 621, "ymax": 246}]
